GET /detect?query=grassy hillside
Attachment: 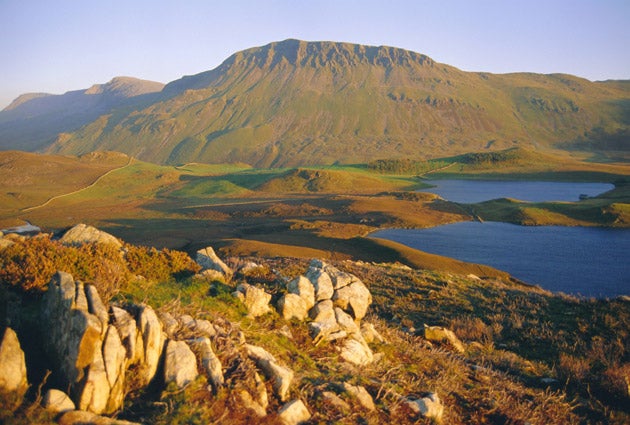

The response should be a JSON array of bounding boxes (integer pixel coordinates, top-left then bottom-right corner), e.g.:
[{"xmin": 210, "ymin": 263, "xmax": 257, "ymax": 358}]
[
  {"xmin": 1, "ymin": 235, "xmax": 628, "ymax": 424},
  {"xmin": 43, "ymin": 40, "xmax": 629, "ymax": 167}
]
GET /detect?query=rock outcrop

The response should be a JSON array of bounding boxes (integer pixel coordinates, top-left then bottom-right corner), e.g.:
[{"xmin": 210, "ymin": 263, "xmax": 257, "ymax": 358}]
[
  {"xmin": 279, "ymin": 260, "xmax": 377, "ymax": 366},
  {"xmin": 59, "ymin": 223, "xmax": 122, "ymax": 248},
  {"xmin": 41, "ymin": 272, "xmax": 125, "ymax": 414},
  {"xmin": 0, "ymin": 327, "xmax": 28, "ymax": 409}
]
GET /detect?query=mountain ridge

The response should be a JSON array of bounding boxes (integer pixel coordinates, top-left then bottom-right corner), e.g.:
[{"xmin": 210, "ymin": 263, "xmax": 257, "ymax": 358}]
[{"xmin": 2, "ymin": 39, "xmax": 628, "ymax": 165}]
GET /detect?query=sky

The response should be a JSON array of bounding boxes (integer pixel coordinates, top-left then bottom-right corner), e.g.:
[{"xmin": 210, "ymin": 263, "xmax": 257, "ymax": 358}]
[{"xmin": 1, "ymin": 0, "xmax": 629, "ymax": 109}]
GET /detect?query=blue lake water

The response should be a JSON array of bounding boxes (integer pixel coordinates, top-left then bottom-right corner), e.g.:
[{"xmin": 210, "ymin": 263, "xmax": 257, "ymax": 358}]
[
  {"xmin": 373, "ymin": 223, "xmax": 629, "ymax": 298},
  {"xmin": 422, "ymin": 179, "xmax": 614, "ymax": 203},
  {"xmin": 374, "ymin": 180, "xmax": 628, "ymax": 298}
]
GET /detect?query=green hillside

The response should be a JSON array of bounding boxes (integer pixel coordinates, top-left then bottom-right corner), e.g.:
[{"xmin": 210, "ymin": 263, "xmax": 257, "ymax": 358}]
[{"xmin": 44, "ymin": 39, "xmax": 629, "ymax": 167}]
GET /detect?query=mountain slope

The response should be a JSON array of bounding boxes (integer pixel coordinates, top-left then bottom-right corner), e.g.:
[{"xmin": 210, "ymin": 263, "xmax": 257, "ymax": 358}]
[
  {"xmin": 0, "ymin": 77, "xmax": 164, "ymax": 151},
  {"xmin": 10, "ymin": 40, "xmax": 630, "ymax": 166}
]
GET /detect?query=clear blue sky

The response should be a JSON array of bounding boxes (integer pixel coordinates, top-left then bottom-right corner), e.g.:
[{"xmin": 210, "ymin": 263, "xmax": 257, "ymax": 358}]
[{"xmin": 1, "ymin": 0, "xmax": 628, "ymax": 109}]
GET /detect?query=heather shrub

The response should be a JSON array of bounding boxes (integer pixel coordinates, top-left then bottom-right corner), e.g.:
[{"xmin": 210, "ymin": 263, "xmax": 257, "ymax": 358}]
[
  {"xmin": 124, "ymin": 245, "xmax": 201, "ymax": 282},
  {"xmin": 0, "ymin": 237, "xmax": 129, "ymax": 297}
]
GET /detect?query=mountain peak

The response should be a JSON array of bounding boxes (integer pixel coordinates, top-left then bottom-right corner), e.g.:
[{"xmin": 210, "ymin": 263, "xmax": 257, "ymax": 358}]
[{"xmin": 84, "ymin": 76, "xmax": 165, "ymax": 97}]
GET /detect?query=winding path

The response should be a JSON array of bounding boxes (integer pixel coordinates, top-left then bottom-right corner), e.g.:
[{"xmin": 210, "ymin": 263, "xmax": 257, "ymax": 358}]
[{"xmin": 21, "ymin": 156, "xmax": 135, "ymax": 213}]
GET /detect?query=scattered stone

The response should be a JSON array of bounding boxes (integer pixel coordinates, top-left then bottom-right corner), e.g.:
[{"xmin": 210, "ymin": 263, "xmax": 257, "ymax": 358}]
[
  {"xmin": 0, "ymin": 327, "xmax": 28, "ymax": 409},
  {"xmin": 245, "ymin": 344, "xmax": 294, "ymax": 401},
  {"xmin": 164, "ymin": 340, "xmax": 198, "ymax": 388},
  {"xmin": 287, "ymin": 275, "xmax": 316, "ymax": 309},
  {"xmin": 278, "ymin": 293, "xmax": 309, "ymax": 321},
  {"xmin": 540, "ymin": 377, "xmax": 559, "ymax": 385},
  {"xmin": 278, "ymin": 399, "xmax": 311, "ymax": 425},
  {"xmin": 196, "ymin": 246, "xmax": 232, "ymax": 278},
  {"xmin": 233, "ymin": 283, "xmax": 272, "ymax": 318},
  {"xmin": 321, "ymin": 391, "xmax": 350, "ymax": 411},
  {"xmin": 193, "ymin": 319, "xmax": 217, "ymax": 338},
  {"xmin": 190, "ymin": 337, "xmax": 224, "ymax": 390},
  {"xmin": 342, "ymin": 383, "xmax": 376, "ymax": 411},
  {"xmin": 423, "ymin": 325, "xmax": 465, "ymax": 353},
  {"xmin": 361, "ymin": 322, "xmax": 385, "ymax": 344},
  {"xmin": 254, "ymin": 372, "xmax": 269, "ymax": 410},
  {"xmin": 42, "ymin": 389, "xmax": 75, "ymax": 413},
  {"xmin": 238, "ymin": 390, "xmax": 267, "ymax": 418},
  {"xmin": 59, "ymin": 223, "xmax": 122, "ymax": 248},
  {"xmin": 404, "ymin": 392, "xmax": 444, "ymax": 422},
  {"xmin": 340, "ymin": 338, "xmax": 374, "ymax": 366}
]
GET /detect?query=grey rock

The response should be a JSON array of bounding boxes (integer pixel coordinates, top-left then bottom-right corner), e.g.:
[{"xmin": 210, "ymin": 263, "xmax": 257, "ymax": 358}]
[
  {"xmin": 278, "ymin": 293, "xmax": 309, "ymax": 321},
  {"xmin": 332, "ymin": 280, "xmax": 372, "ymax": 320},
  {"xmin": 404, "ymin": 392, "xmax": 444, "ymax": 421},
  {"xmin": 305, "ymin": 263, "xmax": 334, "ymax": 301},
  {"xmin": 190, "ymin": 337, "xmax": 224, "ymax": 389},
  {"xmin": 137, "ymin": 304, "xmax": 165, "ymax": 385},
  {"xmin": 278, "ymin": 399, "xmax": 311, "ymax": 425},
  {"xmin": 164, "ymin": 340, "xmax": 198, "ymax": 388},
  {"xmin": 340, "ymin": 338, "xmax": 374, "ymax": 366},
  {"xmin": 0, "ymin": 327, "xmax": 28, "ymax": 407},
  {"xmin": 245, "ymin": 344, "xmax": 294, "ymax": 402},
  {"xmin": 42, "ymin": 389, "xmax": 75, "ymax": 413},
  {"xmin": 423, "ymin": 325, "xmax": 465, "ymax": 353},
  {"xmin": 59, "ymin": 223, "xmax": 122, "ymax": 248},
  {"xmin": 342, "ymin": 383, "xmax": 375, "ymax": 411},
  {"xmin": 287, "ymin": 275, "xmax": 315, "ymax": 309},
  {"xmin": 233, "ymin": 283, "xmax": 272, "ymax": 318},
  {"xmin": 196, "ymin": 246, "xmax": 232, "ymax": 277}
]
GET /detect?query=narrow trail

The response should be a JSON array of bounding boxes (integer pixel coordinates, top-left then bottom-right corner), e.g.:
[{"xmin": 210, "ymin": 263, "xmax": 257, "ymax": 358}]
[
  {"xmin": 420, "ymin": 161, "xmax": 458, "ymax": 177},
  {"xmin": 21, "ymin": 156, "xmax": 135, "ymax": 213}
]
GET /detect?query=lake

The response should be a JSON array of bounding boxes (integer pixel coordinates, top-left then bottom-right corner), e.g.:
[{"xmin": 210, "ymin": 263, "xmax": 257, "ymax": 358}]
[
  {"xmin": 373, "ymin": 180, "xmax": 628, "ymax": 298},
  {"xmin": 373, "ymin": 223, "xmax": 629, "ymax": 298},
  {"xmin": 422, "ymin": 179, "xmax": 614, "ymax": 203}
]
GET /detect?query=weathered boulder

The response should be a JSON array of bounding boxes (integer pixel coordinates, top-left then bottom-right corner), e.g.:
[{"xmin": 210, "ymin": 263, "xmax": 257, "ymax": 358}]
[
  {"xmin": 196, "ymin": 246, "xmax": 232, "ymax": 278},
  {"xmin": 42, "ymin": 389, "xmax": 75, "ymax": 413},
  {"xmin": 278, "ymin": 293, "xmax": 309, "ymax": 321},
  {"xmin": 0, "ymin": 327, "xmax": 28, "ymax": 408},
  {"xmin": 137, "ymin": 304, "xmax": 166, "ymax": 385},
  {"xmin": 342, "ymin": 383, "xmax": 375, "ymax": 411},
  {"xmin": 423, "ymin": 325, "xmax": 465, "ymax": 353},
  {"xmin": 190, "ymin": 337, "xmax": 224, "ymax": 390},
  {"xmin": 404, "ymin": 392, "xmax": 444, "ymax": 422},
  {"xmin": 245, "ymin": 344, "xmax": 294, "ymax": 402},
  {"xmin": 332, "ymin": 280, "xmax": 372, "ymax": 320},
  {"xmin": 278, "ymin": 399, "xmax": 311, "ymax": 425},
  {"xmin": 59, "ymin": 223, "xmax": 122, "ymax": 248},
  {"xmin": 233, "ymin": 283, "xmax": 272, "ymax": 318},
  {"xmin": 164, "ymin": 340, "xmax": 198, "ymax": 388},
  {"xmin": 287, "ymin": 275, "xmax": 315, "ymax": 309},
  {"xmin": 340, "ymin": 338, "xmax": 374, "ymax": 366},
  {"xmin": 308, "ymin": 300, "xmax": 340, "ymax": 344}
]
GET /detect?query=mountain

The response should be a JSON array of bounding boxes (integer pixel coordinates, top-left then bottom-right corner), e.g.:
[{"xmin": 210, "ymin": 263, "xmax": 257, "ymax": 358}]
[
  {"xmin": 4, "ymin": 40, "xmax": 629, "ymax": 166},
  {"xmin": 0, "ymin": 77, "xmax": 164, "ymax": 151}
]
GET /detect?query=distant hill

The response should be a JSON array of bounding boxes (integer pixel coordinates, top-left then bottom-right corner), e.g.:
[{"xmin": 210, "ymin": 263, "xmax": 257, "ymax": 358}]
[
  {"xmin": 2, "ymin": 40, "xmax": 629, "ymax": 165},
  {"xmin": 0, "ymin": 77, "xmax": 164, "ymax": 151}
]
